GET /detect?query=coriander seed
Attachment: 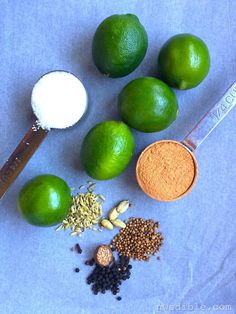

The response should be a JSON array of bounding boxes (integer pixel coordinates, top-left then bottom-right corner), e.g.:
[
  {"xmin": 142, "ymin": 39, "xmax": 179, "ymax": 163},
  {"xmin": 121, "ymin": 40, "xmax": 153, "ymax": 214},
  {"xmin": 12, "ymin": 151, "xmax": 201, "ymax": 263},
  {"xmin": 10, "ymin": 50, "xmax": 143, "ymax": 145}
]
[{"xmin": 111, "ymin": 217, "xmax": 164, "ymax": 261}]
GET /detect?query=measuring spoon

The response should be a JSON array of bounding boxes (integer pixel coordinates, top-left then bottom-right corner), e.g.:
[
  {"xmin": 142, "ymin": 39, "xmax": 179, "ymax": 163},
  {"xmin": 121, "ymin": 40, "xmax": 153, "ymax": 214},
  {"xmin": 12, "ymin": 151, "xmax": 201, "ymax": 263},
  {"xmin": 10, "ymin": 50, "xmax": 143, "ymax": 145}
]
[
  {"xmin": 0, "ymin": 71, "xmax": 88, "ymax": 199},
  {"xmin": 136, "ymin": 81, "xmax": 236, "ymax": 201}
]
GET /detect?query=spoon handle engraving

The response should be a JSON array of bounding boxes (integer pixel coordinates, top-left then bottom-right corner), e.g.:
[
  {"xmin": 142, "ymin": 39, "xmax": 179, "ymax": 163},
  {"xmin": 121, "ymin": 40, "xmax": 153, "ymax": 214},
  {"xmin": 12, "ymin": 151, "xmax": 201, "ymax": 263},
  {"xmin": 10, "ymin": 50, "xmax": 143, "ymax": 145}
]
[{"xmin": 182, "ymin": 82, "xmax": 236, "ymax": 152}]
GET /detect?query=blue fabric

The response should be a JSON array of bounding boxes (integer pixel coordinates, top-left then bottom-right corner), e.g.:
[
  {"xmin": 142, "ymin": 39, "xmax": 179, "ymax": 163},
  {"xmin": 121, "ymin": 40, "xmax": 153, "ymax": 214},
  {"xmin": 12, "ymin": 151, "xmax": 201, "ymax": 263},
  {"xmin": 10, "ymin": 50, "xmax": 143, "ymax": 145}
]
[{"xmin": 0, "ymin": 1, "xmax": 235, "ymax": 313}]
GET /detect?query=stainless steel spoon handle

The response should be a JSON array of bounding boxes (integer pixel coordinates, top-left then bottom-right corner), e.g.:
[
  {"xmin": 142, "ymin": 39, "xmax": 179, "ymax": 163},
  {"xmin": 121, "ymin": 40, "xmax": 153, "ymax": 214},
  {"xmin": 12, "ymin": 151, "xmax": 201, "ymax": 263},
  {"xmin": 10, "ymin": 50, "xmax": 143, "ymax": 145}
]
[
  {"xmin": 0, "ymin": 121, "xmax": 48, "ymax": 199},
  {"xmin": 182, "ymin": 81, "xmax": 236, "ymax": 152}
]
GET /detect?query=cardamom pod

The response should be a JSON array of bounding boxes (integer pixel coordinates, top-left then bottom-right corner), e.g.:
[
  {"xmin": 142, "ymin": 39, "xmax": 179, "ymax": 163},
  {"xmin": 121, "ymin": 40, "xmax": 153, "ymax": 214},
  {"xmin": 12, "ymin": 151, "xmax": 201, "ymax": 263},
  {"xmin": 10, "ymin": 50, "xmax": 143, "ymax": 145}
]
[
  {"xmin": 100, "ymin": 218, "xmax": 113, "ymax": 230},
  {"xmin": 108, "ymin": 208, "xmax": 119, "ymax": 221},
  {"xmin": 111, "ymin": 219, "xmax": 126, "ymax": 229},
  {"xmin": 116, "ymin": 200, "xmax": 130, "ymax": 214}
]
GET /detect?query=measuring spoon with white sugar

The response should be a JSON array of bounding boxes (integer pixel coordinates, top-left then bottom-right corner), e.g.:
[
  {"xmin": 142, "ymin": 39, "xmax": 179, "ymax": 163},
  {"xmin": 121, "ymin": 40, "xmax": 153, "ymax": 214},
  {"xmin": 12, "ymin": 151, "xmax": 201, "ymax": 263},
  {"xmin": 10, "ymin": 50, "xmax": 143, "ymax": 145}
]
[
  {"xmin": 136, "ymin": 81, "xmax": 236, "ymax": 201},
  {"xmin": 0, "ymin": 70, "xmax": 88, "ymax": 198}
]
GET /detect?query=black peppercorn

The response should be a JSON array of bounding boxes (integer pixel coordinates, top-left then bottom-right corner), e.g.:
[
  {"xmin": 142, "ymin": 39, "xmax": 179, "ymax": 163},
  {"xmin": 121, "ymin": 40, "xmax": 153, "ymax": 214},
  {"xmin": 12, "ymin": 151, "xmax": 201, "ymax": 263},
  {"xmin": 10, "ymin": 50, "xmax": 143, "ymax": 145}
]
[
  {"xmin": 75, "ymin": 243, "xmax": 82, "ymax": 254},
  {"xmin": 88, "ymin": 258, "xmax": 95, "ymax": 266},
  {"xmin": 86, "ymin": 254, "xmax": 132, "ymax": 297}
]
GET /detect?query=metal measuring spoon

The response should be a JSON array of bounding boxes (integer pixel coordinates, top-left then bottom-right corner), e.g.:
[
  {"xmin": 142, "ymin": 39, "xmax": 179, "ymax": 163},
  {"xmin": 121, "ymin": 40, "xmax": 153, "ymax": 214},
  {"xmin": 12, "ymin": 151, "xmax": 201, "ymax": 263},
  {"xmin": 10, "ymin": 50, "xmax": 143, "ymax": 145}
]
[
  {"xmin": 136, "ymin": 81, "xmax": 236, "ymax": 201},
  {"xmin": 0, "ymin": 71, "xmax": 88, "ymax": 199}
]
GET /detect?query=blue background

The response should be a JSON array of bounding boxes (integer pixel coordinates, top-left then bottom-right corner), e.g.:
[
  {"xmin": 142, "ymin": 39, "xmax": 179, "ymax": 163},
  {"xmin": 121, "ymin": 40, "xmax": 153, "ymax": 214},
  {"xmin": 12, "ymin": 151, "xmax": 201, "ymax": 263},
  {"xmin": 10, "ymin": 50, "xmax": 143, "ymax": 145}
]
[{"xmin": 0, "ymin": 1, "xmax": 236, "ymax": 313}]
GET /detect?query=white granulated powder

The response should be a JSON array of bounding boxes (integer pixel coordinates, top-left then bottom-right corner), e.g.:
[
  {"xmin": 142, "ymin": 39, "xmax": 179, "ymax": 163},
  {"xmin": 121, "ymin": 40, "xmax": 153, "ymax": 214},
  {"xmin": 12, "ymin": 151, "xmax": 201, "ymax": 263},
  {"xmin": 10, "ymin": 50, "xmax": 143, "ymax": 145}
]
[{"xmin": 31, "ymin": 71, "xmax": 88, "ymax": 130}]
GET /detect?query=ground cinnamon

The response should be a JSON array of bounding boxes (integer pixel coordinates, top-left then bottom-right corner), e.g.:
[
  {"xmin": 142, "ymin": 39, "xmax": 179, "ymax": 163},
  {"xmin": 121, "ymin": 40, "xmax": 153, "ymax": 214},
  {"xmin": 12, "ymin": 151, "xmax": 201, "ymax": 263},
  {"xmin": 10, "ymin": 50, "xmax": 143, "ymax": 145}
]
[{"xmin": 136, "ymin": 140, "xmax": 197, "ymax": 201}]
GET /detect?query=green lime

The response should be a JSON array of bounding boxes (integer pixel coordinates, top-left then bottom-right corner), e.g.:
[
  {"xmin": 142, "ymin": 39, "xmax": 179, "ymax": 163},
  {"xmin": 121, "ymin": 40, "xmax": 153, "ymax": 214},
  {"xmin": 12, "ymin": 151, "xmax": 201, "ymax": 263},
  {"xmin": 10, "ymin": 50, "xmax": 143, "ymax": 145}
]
[
  {"xmin": 157, "ymin": 33, "xmax": 210, "ymax": 90},
  {"xmin": 118, "ymin": 77, "xmax": 178, "ymax": 133},
  {"xmin": 92, "ymin": 14, "xmax": 148, "ymax": 78},
  {"xmin": 80, "ymin": 120, "xmax": 134, "ymax": 180},
  {"xmin": 18, "ymin": 175, "xmax": 71, "ymax": 227}
]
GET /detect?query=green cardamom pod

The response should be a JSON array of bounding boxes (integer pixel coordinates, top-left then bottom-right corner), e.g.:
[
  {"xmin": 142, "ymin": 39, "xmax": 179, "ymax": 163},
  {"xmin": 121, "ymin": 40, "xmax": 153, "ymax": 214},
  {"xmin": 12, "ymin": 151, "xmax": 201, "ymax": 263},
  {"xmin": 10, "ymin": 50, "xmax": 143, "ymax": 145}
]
[
  {"xmin": 111, "ymin": 219, "xmax": 126, "ymax": 229},
  {"xmin": 100, "ymin": 218, "xmax": 113, "ymax": 230},
  {"xmin": 108, "ymin": 208, "xmax": 119, "ymax": 220},
  {"xmin": 116, "ymin": 200, "xmax": 130, "ymax": 214}
]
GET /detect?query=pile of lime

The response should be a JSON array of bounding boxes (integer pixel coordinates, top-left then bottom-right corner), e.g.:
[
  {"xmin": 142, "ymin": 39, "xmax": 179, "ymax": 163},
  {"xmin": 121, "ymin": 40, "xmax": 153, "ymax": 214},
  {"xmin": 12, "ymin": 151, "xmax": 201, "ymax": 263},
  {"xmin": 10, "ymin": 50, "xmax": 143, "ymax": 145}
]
[
  {"xmin": 17, "ymin": 13, "xmax": 211, "ymax": 227},
  {"xmin": 82, "ymin": 13, "xmax": 210, "ymax": 180}
]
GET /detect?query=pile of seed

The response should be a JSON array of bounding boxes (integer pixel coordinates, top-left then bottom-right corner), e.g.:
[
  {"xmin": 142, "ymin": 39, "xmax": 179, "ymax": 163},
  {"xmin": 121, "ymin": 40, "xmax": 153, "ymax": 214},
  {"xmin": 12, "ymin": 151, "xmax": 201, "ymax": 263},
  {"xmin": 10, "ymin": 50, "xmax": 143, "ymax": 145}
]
[
  {"xmin": 100, "ymin": 200, "xmax": 131, "ymax": 230},
  {"xmin": 86, "ymin": 255, "xmax": 132, "ymax": 298},
  {"xmin": 57, "ymin": 183, "xmax": 104, "ymax": 235},
  {"xmin": 111, "ymin": 217, "xmax": 164, "ymax": 261}
]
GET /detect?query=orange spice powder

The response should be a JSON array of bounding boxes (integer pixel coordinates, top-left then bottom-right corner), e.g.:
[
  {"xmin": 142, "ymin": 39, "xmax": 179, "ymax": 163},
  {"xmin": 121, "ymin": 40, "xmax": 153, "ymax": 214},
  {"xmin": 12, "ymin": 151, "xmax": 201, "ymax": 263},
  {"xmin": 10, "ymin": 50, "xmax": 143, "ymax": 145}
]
[{"xmin": 136, "ymin": 141, "xmax": 197, "ymax": 201}]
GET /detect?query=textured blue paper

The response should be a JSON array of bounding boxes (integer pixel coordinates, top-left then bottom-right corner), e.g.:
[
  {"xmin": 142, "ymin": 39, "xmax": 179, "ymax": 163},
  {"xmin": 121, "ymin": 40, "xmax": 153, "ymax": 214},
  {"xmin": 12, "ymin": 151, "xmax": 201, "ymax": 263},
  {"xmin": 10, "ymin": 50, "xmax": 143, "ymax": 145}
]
[{"xmin": 0, "ymin": 1, "xmax": 236, "ymax": 313}]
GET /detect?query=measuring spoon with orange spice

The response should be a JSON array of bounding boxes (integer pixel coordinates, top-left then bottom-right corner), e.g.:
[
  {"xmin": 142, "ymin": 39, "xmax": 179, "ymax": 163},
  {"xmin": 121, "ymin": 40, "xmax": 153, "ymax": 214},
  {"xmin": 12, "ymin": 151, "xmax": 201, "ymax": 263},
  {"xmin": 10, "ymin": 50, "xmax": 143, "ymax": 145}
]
[{"xmin": 136, "ymin": 81, "xmax": 236, "ymax": 201}]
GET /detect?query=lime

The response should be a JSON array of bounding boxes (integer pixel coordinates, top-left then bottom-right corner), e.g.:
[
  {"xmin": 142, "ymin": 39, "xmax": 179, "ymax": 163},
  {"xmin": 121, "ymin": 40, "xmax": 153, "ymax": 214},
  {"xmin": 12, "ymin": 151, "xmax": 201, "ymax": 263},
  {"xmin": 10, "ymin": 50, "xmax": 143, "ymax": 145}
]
[
  {"xmin": 118, "ymin": 77, "xmax": 178, "ymax": 132},
  {"xmin": 157, "ymin": 33, "xmax": 210, "ymax": 90},
  {"xmin": 18, "ymin": 175, "xmax": 71, "ymax": 227},
  {"xmin": 80, "ymin": 120, "xmax": 134, "ymax": 180},
  {"xmin": 92, "ymin": 14, "xmax": 148, "ymax": 78}
]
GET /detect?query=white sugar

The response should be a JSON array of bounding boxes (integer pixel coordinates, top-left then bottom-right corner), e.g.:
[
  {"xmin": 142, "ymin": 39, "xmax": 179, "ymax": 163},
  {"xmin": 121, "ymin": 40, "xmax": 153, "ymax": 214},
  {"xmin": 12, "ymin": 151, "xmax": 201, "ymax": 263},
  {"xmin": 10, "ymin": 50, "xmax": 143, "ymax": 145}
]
[{"xmin": 31, "ymin": 71, "xmax": 88, "ymax": 130}]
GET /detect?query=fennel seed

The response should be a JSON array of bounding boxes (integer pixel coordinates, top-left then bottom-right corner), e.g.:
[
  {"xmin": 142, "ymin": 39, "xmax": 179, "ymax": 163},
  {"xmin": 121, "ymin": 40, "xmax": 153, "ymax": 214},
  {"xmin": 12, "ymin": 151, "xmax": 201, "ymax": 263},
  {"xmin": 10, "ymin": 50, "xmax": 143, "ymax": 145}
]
[{"xmin": 57, "ymin": 183, "xmax": 104, "ymax": 235}]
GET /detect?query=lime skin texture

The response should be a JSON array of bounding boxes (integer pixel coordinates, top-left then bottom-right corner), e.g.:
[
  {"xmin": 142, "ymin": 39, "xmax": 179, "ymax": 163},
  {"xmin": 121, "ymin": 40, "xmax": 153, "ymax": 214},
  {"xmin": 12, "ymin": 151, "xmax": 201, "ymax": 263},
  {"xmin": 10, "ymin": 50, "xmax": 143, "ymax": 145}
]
[
  {"xmin": 80, "ymin": 120, "xmax": 135, "ymax": 180},
  {"xmin": 18, "ymin": 175, "xmax": 72, "ymax": 227},
  {"xmin": 118, "ymin": 77, "xmax": 179, "ymax": 133},
  {"xmin": 92, "ymin": 14, "xmax": 148, "ymax": 78},
  {"xmin": 158, "ymin": 33, "xmax": 210, "ymax": 90}
]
